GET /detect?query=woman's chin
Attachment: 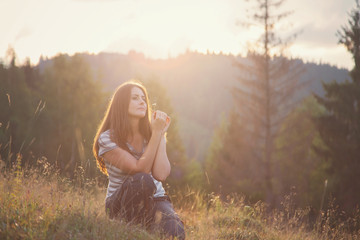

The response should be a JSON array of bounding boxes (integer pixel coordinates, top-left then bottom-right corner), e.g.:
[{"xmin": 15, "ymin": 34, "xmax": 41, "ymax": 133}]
[{"xmin": 129, "ymin": 113, "xmax": 146, "ymax": 119}]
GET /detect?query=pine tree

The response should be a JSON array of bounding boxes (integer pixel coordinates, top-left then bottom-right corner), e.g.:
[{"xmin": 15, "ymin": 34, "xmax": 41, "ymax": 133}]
[
  {"xmin": 205, "ymin": 0, "xmax": 306, "ymax": 204},
  {"xmin": 314, "ymin": 0, "xmax": 360, "ymax": 211},
  {"xmin": 274, "ymin": 96, "xmax": 328, "ymax": 208},
  {"xmin": 230, "ymin": 0, "xmax": 303, "ymax": 205},
  {"xmin": 206, "ymin": 110, "xmax": 264, "ymax": 201},
  {"xmin": 0, "ymin": 48, "xmax": 38, "ymax": 165},
  {"xmin": 37, "ymin": 54, "xmax": 105, "ymax": 177}
]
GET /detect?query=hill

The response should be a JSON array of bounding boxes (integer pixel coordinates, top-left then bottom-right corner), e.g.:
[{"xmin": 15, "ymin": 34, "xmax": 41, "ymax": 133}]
[{"xmin": 38, "ymin": 51, "xmax": 349, "ymax": 161}]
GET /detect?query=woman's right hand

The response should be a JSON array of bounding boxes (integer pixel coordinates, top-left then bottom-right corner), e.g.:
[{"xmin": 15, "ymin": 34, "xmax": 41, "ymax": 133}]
[{"xmin": 151, "ymin": 110, "xmax": 168, "ymax": 133}]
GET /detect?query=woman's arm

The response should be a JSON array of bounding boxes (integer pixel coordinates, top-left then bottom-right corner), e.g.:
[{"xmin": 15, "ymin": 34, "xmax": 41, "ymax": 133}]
[
  {"xmin": 151, "ymin": 114, "xmax": 171, "ymax": 181},
  {"xmin": 102, "ymin": 130, "xmax": 163, "ymax": 174},
  {"xmin": 151, "ymin": 135, "xmax": 171, "ymax": 181},
  {"xmin": 102, "ymin": 112, "xmax": 166, "ymax": 174}
]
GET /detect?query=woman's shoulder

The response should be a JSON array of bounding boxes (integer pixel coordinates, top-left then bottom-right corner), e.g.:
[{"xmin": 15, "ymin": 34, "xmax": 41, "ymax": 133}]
[
  {"xmin": 98, "ymin": 130, "xmax": 114, "ymax": 147},
  {"xmin": 99, "ymin": 129, "xmax": 110, "ymax": 138},
  {"xmin": 98, "ymin": 129, "xmax": 117, "ymax": 156}
]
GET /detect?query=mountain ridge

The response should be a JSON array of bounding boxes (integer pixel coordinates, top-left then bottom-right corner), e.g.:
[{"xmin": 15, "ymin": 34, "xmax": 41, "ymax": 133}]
[{"xmin": 38, "ymin": 51, "xmax": 349, "ymax": 161}]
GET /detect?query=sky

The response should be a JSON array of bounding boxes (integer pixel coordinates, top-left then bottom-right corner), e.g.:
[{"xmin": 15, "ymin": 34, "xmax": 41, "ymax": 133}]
[{"xmin": 0, "ymin": 0, "xmax": 355, "ymax": 69}]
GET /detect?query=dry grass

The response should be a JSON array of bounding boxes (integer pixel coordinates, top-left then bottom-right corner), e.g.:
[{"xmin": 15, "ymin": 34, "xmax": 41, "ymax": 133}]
[
  {"xmin": 1, "ymin": 155, "xmax": 359, "ymax": 240},
  {"xmin": 0, "ymin": 155, "xmax": 156, "ymax": 240},
  {"xmin": 178, "ymin": 191, "xmax": 360, "ymax": 240}
]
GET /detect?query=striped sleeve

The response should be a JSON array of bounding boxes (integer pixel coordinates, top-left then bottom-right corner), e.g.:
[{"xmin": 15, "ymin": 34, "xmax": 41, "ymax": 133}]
[{"xmin": 98, "ymin": 130, "xmax": 118, "ymax": 156}]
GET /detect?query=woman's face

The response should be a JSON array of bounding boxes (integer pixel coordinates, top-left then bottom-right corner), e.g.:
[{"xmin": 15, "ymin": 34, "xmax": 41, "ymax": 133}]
[{"xmin": 128, "ymin": 86, "xmax": 147, "ymax": 118}]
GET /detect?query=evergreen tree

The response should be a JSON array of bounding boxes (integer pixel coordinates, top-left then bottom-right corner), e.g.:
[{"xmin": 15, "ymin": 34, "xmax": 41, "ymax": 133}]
[
  {"xmin": 274, "ymin": 96, "xmax": 328, "ymax": 208},
  {"xmin": 206, "ymin": 0, "xmax": 304, "ymax": 204},
  {"xmin": 36, "ymin": 54, "xmax": 105, "ymax": 177},
  {"xmin": 206, "ymin": 111, "xmax": 264, "ymax": 201},
  {"xmin": 314, "ymin": 1, "xmax": 360, "ymax": 211},
  {"xmin": 0, "ymin": 48, "xmax": 39, "ymax": 165}
]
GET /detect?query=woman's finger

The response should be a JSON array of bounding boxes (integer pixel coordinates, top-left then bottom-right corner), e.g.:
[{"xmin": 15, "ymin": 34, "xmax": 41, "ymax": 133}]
[{"xmin": 155, "ymin": 111, "xmax": 168, "ymax": 120}]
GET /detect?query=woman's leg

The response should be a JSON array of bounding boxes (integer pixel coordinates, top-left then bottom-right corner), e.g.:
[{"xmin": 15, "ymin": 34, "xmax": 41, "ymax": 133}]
[
  {"xmin": 105, "ymin": 173, "xmax": 156, "ymax": 225},
  {"xmin": 153, "ymin": 200, "xmax": 185, "ymax": 240}
]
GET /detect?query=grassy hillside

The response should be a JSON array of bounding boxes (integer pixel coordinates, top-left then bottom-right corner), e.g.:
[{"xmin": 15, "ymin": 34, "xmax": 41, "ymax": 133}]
[{"xmin": 1, "ymin": 156, "xmax": 359, "ymax": 240}]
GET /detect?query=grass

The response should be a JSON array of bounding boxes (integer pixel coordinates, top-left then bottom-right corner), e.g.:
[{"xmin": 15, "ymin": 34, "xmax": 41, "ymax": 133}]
[{"xmin": 1, "ymin": 155, "xmax": 359, "ymax": 239}]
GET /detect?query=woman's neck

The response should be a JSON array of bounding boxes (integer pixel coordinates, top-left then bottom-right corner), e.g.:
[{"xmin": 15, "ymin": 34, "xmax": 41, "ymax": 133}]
[
  {"xmin": 129, "ymin": 117, "xmax": 141, "ymax": 136},
  {"xmin": 128, "ymin": 118, "xmax": 144, "ymax": 150}
]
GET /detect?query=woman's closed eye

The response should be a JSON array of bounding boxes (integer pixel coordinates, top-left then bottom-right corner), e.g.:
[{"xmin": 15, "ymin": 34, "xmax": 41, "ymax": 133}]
[{"xmin": 132, "ymin": 95, "xmax": 146, "ymax": 102}]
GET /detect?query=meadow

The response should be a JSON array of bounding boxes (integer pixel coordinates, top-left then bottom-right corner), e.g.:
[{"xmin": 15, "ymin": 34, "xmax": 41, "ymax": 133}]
[{"xmin": 1, "ymin": 154, "xmax": 359, "ymax": 240}]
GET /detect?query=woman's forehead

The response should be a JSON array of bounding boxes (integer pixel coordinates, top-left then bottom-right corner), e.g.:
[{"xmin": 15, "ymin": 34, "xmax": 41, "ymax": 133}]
[{"xmin": 131, "ymin": 86, "xmax": 145, "ymax": 96}]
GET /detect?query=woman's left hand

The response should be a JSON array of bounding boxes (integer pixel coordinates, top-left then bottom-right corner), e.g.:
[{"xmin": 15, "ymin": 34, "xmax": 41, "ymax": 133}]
[{"xmin": 154, "ymin": 110, "xmax": 171, "ymax": 134}]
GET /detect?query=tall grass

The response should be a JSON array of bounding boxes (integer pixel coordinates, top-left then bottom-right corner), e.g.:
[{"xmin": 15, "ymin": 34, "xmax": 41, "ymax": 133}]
[
  {"xmin": 0, "ymin": 155, "xmax": 156, "ymax": 240},
  {"xmin": 1, "ymin": 155, "xmax": 359, "ymax": 239},
  {"xmin": 177, "ymin": 189, "xmax": 360, "ymax": 240}
]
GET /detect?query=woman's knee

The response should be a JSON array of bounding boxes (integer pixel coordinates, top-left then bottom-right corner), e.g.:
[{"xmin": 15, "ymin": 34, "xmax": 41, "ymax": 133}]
[
  {"xmin": 154, "ymin": 201, "xmax": 185, "ymax": 239},
  {"xmin": 131, "ymin": 173, "xmax": 156, "ymax": 194},
  {"xmin": 132, "ymin": 172, "xmax": 152, "ymax": 181},
  {"xmin": 162, "ymin": 217, "xmax": 185, "ymax": 240}
]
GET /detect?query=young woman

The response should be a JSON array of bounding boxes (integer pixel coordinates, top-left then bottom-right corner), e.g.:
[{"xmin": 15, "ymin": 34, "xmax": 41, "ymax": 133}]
[{"xmin": 93, "ymin": 81, "xmax": 185, "ymax": 239}]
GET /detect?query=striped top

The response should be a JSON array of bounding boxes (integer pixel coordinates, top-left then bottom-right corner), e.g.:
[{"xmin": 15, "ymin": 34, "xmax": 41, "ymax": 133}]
[{"xmin": 98, "ymin": 129, "xmax": 166, "ymax": 200}]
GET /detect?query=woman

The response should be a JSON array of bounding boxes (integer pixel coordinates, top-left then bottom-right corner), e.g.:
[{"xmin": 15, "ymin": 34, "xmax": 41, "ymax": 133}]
[{"xmin": 93, "ymin": 81, "xmax": 185, "ymax": 239}]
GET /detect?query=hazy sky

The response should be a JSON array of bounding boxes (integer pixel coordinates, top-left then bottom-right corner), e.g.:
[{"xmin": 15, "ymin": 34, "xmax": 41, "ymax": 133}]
[{"xmin": 0, "ymin": 0, "xmax": 355, "ymax": 69}]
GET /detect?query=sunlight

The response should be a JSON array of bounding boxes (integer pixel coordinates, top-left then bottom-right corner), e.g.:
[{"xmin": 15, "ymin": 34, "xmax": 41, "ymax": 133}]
[{"xmin": 0, "ymin": 0, "xmax": 354, "ymax": 69}]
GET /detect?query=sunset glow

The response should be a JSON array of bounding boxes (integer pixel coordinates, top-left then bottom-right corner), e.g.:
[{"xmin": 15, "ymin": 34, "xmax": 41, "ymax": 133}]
[{"xmin": 0, "ymin": 0, "xmax": 354, "ymax": 69}]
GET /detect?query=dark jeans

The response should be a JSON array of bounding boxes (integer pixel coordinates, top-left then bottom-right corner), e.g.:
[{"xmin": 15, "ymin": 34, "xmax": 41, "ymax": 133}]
[{"xmin": 105, "ymin": 173, "xmax": 185, "ymax": 240}]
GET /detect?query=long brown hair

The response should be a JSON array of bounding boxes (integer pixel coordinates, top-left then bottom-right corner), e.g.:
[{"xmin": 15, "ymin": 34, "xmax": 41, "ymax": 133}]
[{"xmin": 93, "ymin": 81, "xmax": 152, "ymax": 175}]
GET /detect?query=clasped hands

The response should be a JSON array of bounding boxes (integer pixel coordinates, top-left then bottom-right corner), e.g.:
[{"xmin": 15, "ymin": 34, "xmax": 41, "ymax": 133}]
[{"xmin": 151, "ymin": 110, "xmax": 171, "ymax": 134}]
